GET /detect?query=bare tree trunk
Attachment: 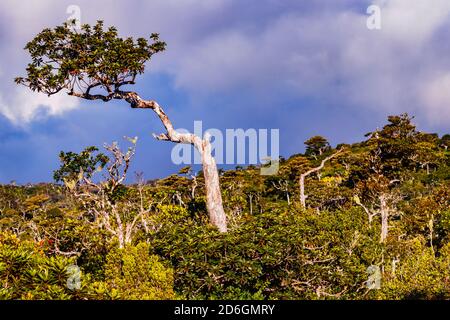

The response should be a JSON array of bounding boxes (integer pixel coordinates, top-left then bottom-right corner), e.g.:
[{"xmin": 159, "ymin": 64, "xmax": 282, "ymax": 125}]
[
  {"xmin": 200, "ymin": 138, "xmax": 227, "ymax": 232},
  {"xmin": 299, "ymin": 174, "xmax": 306, "ymax": 208},
  {"xmin": 272, "ymin": 180, "xmax": 290, "ymax": 205},
  {"xmin": 379, "ymin": 195, "xmax": 389, "ymax": 243},
  {"xmin": 117, "ymin": 229, "xmax": 125, "ymax": 249},
  {"xmin": 355, "ymin": 199, "xmax": 377, "ymax": 224},
  {"xmin": 299, "ymin": 149, "xmax": 343, "ymax": 209},
  {"xmin": 190, "ymin": 174, "xmax": 198, "ymax": 199},
  {"xmin": 116, "ymin": 92, "xmax": 227, "ymax": 232}
]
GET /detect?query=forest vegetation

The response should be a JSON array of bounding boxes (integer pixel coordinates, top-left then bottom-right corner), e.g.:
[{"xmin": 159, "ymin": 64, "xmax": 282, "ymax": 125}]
[{"xmin": 1, "ymin": 113, "xmax": 449, "ymax": 300}]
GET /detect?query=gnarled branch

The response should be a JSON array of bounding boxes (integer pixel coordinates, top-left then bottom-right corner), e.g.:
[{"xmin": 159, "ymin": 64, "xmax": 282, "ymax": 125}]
[{"xmin": 299, "ymin": 148, "xmax": 343, "ymax": 209}]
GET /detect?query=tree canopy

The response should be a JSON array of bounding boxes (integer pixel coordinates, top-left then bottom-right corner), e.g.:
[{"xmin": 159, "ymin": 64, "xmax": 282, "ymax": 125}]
[{"xmin": 15, "ymin": 20, "xmax": 166, "ymax": 100}]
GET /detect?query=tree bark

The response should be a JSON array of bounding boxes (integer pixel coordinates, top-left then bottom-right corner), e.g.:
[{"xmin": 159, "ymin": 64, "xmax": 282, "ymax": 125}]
[
  {"xmin": 116, "ymin": 91, "xmax": 228, "ymax": 232},
  {"xmin": 190, "ymin": 174, "xmax": 198, "ymax": 199},
  {"xmin": 299, "ymin": 174, "xmax": 307, "ymax": 209},
  {"xmin": 379, "ymin": 194, "xmax": 389, "ymax": 243},
  {"xmin": 200, "ymin": 137, "xmax": 227, "ymax": 232}
]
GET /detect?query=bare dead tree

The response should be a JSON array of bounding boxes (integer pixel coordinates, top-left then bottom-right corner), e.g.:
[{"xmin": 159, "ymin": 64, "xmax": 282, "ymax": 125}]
[{"xmin": 67, "ymin": 139, "xmax": 157, "ymax": 248}]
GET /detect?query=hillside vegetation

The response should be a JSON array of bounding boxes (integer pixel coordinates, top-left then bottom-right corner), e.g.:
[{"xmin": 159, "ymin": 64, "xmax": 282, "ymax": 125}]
[{"xmin": 1, "ymin": 114, "xmax": 449, "ymax": 300}]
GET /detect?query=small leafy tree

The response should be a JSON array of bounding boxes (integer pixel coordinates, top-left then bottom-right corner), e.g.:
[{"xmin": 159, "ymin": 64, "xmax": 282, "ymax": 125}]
[
  {"xmin": 299, "ymin": 148, "xmax": 343, "ymax": 209},
  {"xmin": 350, "ymin": 114, "xmax": 419, "ymax": 242},
  {"xmin": 53, "ymin": 146, "xmax": 108, "ymax": 188},
  {"xmin": 304, "ymin": 136, "xmax": 331, "ymax": 158}
]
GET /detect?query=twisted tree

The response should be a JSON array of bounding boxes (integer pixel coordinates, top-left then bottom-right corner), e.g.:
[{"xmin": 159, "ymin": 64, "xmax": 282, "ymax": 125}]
[{"xmin": 15, "ymin": 20, "xmax": 227, "ymax": 232}]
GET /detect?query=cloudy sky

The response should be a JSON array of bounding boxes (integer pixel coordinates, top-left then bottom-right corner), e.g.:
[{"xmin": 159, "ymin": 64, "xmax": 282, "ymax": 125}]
[{"xmin": 0, "ymin": 0, "xmax": 449, "ymax": 183}]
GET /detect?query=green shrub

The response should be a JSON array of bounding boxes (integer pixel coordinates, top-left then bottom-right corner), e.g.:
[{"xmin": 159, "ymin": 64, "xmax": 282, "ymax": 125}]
[
  {"xmin": 103, "ymin": 242, "xmax": 175, "ymax": 300},
  {"xmin": 0, "ymin": 233, "xmax": 78, "ymax": 300}
]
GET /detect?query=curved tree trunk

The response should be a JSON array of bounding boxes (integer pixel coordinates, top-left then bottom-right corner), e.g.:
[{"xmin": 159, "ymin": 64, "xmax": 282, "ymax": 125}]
[
  {"xmin": 113, "ymin": 91, "xmax": 228, "ymax": 232},
  {"xmin": 200, "ymin": 138, "xmax": 227, "ymax": 232}
]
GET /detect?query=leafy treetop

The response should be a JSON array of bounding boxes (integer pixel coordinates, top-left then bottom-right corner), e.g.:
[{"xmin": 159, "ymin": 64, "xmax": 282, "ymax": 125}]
[
  {"xmin": 15, "ymin": 20, "xmax": 166, "ymax": 100},
  {"xmin": 53, "ymin": 146, "xmax": 108, "ymax": 185},
  {"xmin": 304, "ymin": 135, "xmax": 331, "ymax": 157}
]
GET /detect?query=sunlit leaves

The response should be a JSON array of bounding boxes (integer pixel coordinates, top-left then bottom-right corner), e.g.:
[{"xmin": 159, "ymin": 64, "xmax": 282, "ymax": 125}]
[
  {"xmin": 15, "ymin": 20, "xmax": 166, "ymax": 97},
  {"xmin": 53, "ymin": 146, "xmax": 108, "ymax": 184}
]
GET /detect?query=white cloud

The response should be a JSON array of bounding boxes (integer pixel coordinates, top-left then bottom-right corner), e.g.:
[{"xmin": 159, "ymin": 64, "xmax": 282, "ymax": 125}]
[
  {"xmin": 420, "ymin": 73, "xmax": 450, "ymax": 124},
  {"xmin": 0, "ymin": 0, "xmax": 79, "ymax": 125},
  {"xmin": 0, "ymin": 88, "xmax": 78, "ymax": 125},
  {"xmin": 156, "ymin": 0, "xmax": 450, "ymax": 124},
  {"xmin": 376, "ymin": 0, "xmax": 450, "ymax": 45}
]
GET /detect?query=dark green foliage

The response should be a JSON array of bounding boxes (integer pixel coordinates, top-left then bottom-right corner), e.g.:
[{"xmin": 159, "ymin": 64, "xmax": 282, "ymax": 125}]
[
  {"xmin": 15, "ymin": 20, "xmax": 165, "ymax": 97},
  {"xmin": 304, "ymin": 135, "xmax": 331, "ymax": 157},
  {"xmin": 0, "ymin": 233, "xmax": 174, "ymax": 300},
  {"xmin": 440, "ymin": 134, "xmax": 450, "ymax": 149}
]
